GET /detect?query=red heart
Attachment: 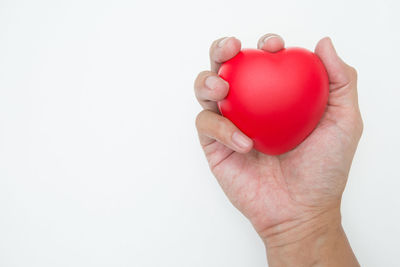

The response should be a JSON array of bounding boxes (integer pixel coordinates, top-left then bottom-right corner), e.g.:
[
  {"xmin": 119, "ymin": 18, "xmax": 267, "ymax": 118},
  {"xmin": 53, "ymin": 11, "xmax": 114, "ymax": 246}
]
[{"xmin": 217, "ymin": 48, "xmax": 329, "ymax": 155}]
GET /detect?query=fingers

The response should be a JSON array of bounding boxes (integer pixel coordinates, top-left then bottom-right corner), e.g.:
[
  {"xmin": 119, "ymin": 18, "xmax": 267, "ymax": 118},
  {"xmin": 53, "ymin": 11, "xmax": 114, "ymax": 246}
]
[
  {"xmin": 194, "ymin": 34, "xmax": 284, "ymax": 154},
  {"xmin": 257, "ymin": 33, "xmax": 285, "ymax": 52},
  {"xmin": 194, "ymin": 71, "xmax": 229, "ymax": 112},
  {"xmin": 314, "ymin": 37, "xmax": 359, "ymax": 108},
  {"xmin": 195, "ymin": 110, "xmax": 253, "ymax": 153},
  {"xmin": 209, "ymin": 37, "xmax": 241, "ymax": 73},
  {"xmin": 314, "ymin": 37, "xmax": 356, "ymax": 87},
  {"xmin": 315, "ymin": 37, "xmax": 363, "ymax": 139},
  {"xmin": 193, "ymin": 36, "xmax": 240, "ymax": 111},
  {"xmin": 197, "ymin": 34, "xmax": 284, "ymax": 112}
]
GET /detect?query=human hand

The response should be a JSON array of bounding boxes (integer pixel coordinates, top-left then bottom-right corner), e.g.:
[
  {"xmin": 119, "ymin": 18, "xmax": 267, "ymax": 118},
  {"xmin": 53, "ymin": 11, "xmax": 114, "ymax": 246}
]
[{"xmin": 194, "ymin": 34, "xmax": 362, "ymax": 266}]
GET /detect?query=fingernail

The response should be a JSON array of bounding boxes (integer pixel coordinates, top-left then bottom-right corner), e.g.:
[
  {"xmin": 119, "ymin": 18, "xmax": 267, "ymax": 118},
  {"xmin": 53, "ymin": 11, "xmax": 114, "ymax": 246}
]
[
  {"xmin": 232, "ymin": 132, "xmax": 252, "ymax": 150},
  {"xmin": 205, "ymin": 76, "xmax": 227, "ymax": 90},
  {"xmin": 260, "ymin": 35, "xmax": 279, "ymax": 47},
  {"xmin": 218, "ymin": 37, "xmax": 230, "ymax": 48}
]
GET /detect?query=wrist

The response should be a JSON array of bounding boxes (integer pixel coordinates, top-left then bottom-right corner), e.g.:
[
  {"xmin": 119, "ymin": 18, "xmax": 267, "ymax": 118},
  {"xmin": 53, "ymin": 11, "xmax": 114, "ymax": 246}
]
[
  {"xmin": 260, "ymin": 207, "xmax": 359, "ymax": 267},
  {"xmin": 261, "ymin": 206, "xmax": 342, "ymax": 248}
]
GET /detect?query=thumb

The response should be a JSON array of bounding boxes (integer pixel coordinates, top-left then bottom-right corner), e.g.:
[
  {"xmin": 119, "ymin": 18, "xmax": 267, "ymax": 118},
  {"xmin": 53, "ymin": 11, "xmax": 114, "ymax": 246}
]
[{"xmin": 314, "ymin": 37, "xmax": 359, "ymax": 108}]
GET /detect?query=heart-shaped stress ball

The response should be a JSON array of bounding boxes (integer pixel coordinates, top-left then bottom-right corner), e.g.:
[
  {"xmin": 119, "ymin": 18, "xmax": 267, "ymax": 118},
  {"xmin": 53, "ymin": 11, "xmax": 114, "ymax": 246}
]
[{"xmin": 217, "ymin": 48, "xmax": 329, "ymax": 155}]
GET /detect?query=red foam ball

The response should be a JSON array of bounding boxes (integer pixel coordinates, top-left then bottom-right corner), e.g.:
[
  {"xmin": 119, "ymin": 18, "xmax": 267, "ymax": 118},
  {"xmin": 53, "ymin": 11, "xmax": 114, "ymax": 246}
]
[{"xmin": 218, "ymin": 48, "xmax": 329, "ymax": 155}]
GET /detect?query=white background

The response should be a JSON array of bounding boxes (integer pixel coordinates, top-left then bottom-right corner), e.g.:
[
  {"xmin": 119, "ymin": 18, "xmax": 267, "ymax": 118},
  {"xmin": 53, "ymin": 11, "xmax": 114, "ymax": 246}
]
[{"xmin": 0, "ymin": 0, "xmax": 399, "ymax": 266}]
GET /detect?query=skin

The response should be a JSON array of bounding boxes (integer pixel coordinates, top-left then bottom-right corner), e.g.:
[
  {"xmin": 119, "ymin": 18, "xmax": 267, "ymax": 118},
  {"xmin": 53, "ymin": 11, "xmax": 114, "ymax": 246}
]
[{"xmin": 194, "ymin": 34, "xmax": 363, "ymax": 266}]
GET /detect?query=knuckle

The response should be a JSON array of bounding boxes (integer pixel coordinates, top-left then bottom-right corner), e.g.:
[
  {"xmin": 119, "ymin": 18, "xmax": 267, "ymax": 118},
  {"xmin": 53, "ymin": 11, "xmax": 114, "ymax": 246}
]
[
  {"xmin": 199, "ymin": 70, "xmax": 211, "ymax": 77},
  {"xmin": 215, "ymin": 116, "xmax": 234, "ymax": 141},
  {"xmin": 195, "ymin": 110, "xmax": 229, "ymax": 142},
  {"xmin": 348, "ymin": 66, "xmax": 358, "ymax": 81},
  {"xmin": 195, "ymin": 110, "xmax": 206, "ymax": 130},
  {"xmin": 209, "ymin": 38, "xmax": 220, "ymax": 55},
  {"xmin": 194, "ymin": 71, "xmax": 211, "ymax": 90},
  {"xmin": 195, "ymin": 110, "xmax": 238, "ymax": 147}
]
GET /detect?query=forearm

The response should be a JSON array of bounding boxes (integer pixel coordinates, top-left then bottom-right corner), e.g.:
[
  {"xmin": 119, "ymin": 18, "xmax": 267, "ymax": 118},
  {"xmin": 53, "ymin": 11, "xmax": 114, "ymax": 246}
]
[{"xmin": 261, "ymin": 208, "xmax": 359, "ymax": 267}]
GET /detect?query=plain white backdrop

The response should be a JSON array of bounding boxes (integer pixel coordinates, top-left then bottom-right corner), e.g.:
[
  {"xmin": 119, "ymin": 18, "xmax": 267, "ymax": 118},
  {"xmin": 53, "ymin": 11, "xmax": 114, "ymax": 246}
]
[{"xmin": 0, "ymin": 0, "xmax": 399, "ymax": 266}]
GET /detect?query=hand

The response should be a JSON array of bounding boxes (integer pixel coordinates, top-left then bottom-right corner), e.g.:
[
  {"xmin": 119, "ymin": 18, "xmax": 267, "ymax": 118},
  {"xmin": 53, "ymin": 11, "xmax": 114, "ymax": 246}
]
[{"xmin": 194, "ymin": 34, "xmax": 362, "ymax": 266}]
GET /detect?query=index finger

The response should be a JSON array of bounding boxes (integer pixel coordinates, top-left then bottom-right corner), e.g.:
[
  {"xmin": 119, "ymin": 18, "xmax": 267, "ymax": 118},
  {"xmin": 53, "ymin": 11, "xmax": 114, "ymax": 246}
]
[{"xmin": 209, "ymin": 37, "xmax": 241, "ymax": 73}]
